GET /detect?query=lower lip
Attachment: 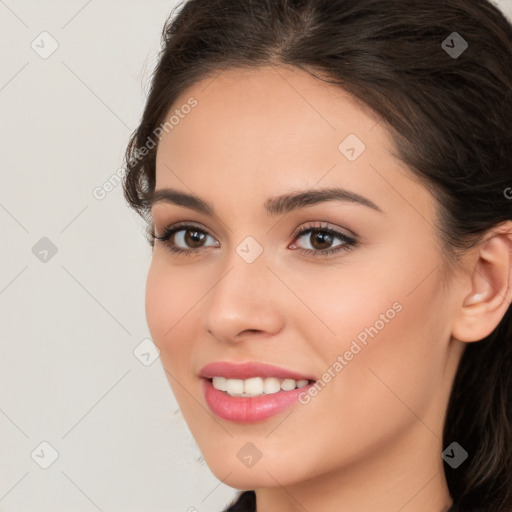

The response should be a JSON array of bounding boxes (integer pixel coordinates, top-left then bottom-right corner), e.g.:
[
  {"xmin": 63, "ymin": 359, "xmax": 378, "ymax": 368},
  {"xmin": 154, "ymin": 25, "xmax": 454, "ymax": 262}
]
[{"xmin": 202, "ymin": 378, "xmax": 315, "ymax": 423}]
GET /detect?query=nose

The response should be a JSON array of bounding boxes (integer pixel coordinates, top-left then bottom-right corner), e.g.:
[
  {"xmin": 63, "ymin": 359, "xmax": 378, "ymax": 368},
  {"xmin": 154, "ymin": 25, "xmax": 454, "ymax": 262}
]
[{"xmin": 201, "ymin": 252, "xmax": 284, "ymax": 344}]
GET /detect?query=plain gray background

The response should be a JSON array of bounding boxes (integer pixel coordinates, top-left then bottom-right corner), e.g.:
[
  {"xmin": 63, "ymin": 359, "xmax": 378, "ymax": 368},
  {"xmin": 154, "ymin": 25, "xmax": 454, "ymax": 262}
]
[{"xmin": 1, "ymin": 1, "xmax": 511, "ymax": 511}]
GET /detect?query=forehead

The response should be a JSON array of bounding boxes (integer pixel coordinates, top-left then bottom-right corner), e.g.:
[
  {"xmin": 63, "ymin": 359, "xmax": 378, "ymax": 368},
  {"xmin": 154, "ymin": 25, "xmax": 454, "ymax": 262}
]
[
  {"xmin": 157, "ymin": 65, "xmax": 387, "ymax": 160},
  {"xmin": 153, "ymin": 65, "xmax": 434, "ymax": 223}
]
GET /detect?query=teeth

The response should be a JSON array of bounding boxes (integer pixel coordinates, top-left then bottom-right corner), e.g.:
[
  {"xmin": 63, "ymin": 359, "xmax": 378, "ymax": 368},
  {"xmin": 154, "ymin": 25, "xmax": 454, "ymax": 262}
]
[
  {"xmin": 264, "ymin": 377, "xmax": 281, "ymax": 394},
  {"xmin": 211, "ymin": 376, "xmax": 310, "ymax": 396},
  {"xmin": 212, "ymin": 376, "xmax": 228, "ymax": 391},
  {"xmin": 244, "ymin": 377, "xmax": 264, "ymax": 396}
]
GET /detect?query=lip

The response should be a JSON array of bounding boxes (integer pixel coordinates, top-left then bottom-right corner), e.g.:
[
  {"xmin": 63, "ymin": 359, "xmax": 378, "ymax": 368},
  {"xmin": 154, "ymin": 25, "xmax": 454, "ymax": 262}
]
[
  {"xmin": 201, "ymin": 378, "xmax": 317, "ymax": 423},
  {"xmin": 199, "ymin": 361, "xmax": 317, "ymax": 381}
]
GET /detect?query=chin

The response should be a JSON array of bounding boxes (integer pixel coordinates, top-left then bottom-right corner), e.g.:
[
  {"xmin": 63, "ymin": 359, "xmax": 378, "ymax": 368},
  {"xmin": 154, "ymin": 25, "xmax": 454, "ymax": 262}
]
[
  {"xmin": 202, "ymin": 451, "xmax": 308, "ymax": 490},
  {"xmin": 210, "ymin": 468, "xmax": 282, "ymax": 490}
]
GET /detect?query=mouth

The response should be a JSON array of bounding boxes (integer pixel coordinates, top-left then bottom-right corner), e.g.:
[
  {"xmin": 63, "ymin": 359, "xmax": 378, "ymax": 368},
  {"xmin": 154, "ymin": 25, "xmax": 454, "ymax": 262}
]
[
  {"xmin": 204, "ymin": 376, "xmax": 316, "ymax": 397},
  {"xmin": 199, "ymin": 360, "xmax": 318, "ymax": 422}
]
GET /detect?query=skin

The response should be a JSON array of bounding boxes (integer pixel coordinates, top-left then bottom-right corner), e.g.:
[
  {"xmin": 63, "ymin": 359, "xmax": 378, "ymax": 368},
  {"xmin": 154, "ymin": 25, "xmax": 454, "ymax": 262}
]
[{"xmin": 145, "ymin": 65, "xmax": 512, "ymax": 512}]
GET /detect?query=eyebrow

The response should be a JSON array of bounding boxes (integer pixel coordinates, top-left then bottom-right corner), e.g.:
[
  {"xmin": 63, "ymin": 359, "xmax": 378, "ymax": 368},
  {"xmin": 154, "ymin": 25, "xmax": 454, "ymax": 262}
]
[{"xmin": 149, "ymin": 187, "xmax": 383, "ymax": 217}]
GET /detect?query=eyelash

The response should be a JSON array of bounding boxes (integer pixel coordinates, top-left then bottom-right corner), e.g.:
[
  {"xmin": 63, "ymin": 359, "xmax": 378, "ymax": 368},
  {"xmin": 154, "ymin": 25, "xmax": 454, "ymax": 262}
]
[{"xmin": 151, "ymin": 221, "xmax": 358, "ymax": 258}]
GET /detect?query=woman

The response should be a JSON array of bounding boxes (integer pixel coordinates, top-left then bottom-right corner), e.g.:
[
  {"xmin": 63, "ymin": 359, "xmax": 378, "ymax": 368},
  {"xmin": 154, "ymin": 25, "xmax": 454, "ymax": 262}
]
[{"xmin": 122, "ymin": 0, "xmax": 512, "ymax": 510}]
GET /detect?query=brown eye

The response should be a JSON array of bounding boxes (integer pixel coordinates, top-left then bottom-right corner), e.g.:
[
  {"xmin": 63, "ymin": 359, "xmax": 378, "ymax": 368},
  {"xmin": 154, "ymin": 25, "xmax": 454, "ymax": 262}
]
[
  {"xmin": 290, "ymin": 223, "xmax": 358, "ymax": 257},
  {"xmin": 308, "ymin": 230, "xmax": 335, "ymax": 251},
  {"xmin": 153, "ymin": 223, "xmax": 219, "ymax": 256},
  {"xmin": 183, "ymin": 229, "xmax": 207, "ymax": 248}
]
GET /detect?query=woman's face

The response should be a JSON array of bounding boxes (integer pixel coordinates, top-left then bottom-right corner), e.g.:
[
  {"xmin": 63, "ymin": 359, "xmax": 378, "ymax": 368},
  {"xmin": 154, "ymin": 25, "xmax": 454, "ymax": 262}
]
[{"xmin": 146, "ymin": 65, "xmax": 465, "ymax": 493}]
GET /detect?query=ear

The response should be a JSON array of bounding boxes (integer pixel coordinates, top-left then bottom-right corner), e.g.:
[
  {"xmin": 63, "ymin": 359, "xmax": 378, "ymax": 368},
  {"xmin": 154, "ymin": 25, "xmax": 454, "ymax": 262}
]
[{"xmin": 451, "ymin": 221, "xmax": 512, "ymax": 343}]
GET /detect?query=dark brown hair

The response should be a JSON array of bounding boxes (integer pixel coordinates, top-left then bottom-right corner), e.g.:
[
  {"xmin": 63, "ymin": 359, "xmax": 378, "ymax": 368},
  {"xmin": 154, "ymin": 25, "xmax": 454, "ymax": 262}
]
[{"xmin": 122, "ymin": 0, "xmax": 512, "ymax": 510}]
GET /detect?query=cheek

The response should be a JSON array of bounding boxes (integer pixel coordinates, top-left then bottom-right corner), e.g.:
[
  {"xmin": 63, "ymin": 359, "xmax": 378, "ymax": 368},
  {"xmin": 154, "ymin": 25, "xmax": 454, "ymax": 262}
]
[
  {"xmin": 299, "ymin": 246, "xmax": 446, "ymax": 419},
  {"xmin": 144, "ymin": 258, "xmax": 195, "ymax": 364},
  {"xmin": 319, "ymin": 270, "xmax": 446, "ymax": 436},
  {"xmin": 145, "ymin": 259, "xmax": 168, "ymax": 344}
]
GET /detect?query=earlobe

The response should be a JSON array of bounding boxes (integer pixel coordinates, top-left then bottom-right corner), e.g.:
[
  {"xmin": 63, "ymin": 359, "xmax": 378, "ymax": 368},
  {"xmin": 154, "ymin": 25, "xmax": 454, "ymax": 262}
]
[{"xmin": 452, "ymin": 225, "xmax": 512, "ymax": 343}]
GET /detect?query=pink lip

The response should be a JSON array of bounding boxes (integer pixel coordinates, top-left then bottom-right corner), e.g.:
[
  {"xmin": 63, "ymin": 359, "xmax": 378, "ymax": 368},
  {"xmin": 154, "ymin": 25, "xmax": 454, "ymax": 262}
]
[
  {"xmin": 201, "ymin": 378, "xmax": 316, "ymax": 423},
  {"xmin": 199, "ymin": 361, "xmax": 316, "ymax": 381}
]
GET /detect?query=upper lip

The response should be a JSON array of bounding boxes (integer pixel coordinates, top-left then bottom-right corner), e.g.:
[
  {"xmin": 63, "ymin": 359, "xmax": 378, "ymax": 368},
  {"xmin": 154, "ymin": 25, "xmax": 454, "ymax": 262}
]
[{"xmin": 199, "ymin": 361, "xmax": 316, "ymax": 381}]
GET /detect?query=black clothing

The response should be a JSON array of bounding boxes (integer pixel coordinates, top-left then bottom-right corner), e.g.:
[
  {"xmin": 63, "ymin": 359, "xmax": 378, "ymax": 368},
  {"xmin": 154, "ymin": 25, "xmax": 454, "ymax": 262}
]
[
  {"xmin": 222, "ymin": 490, "xmax": 463, "ymax": 511},
  {"xmin": 223, "ymin": 491, "xmax": 256, "ymax": 512}
]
